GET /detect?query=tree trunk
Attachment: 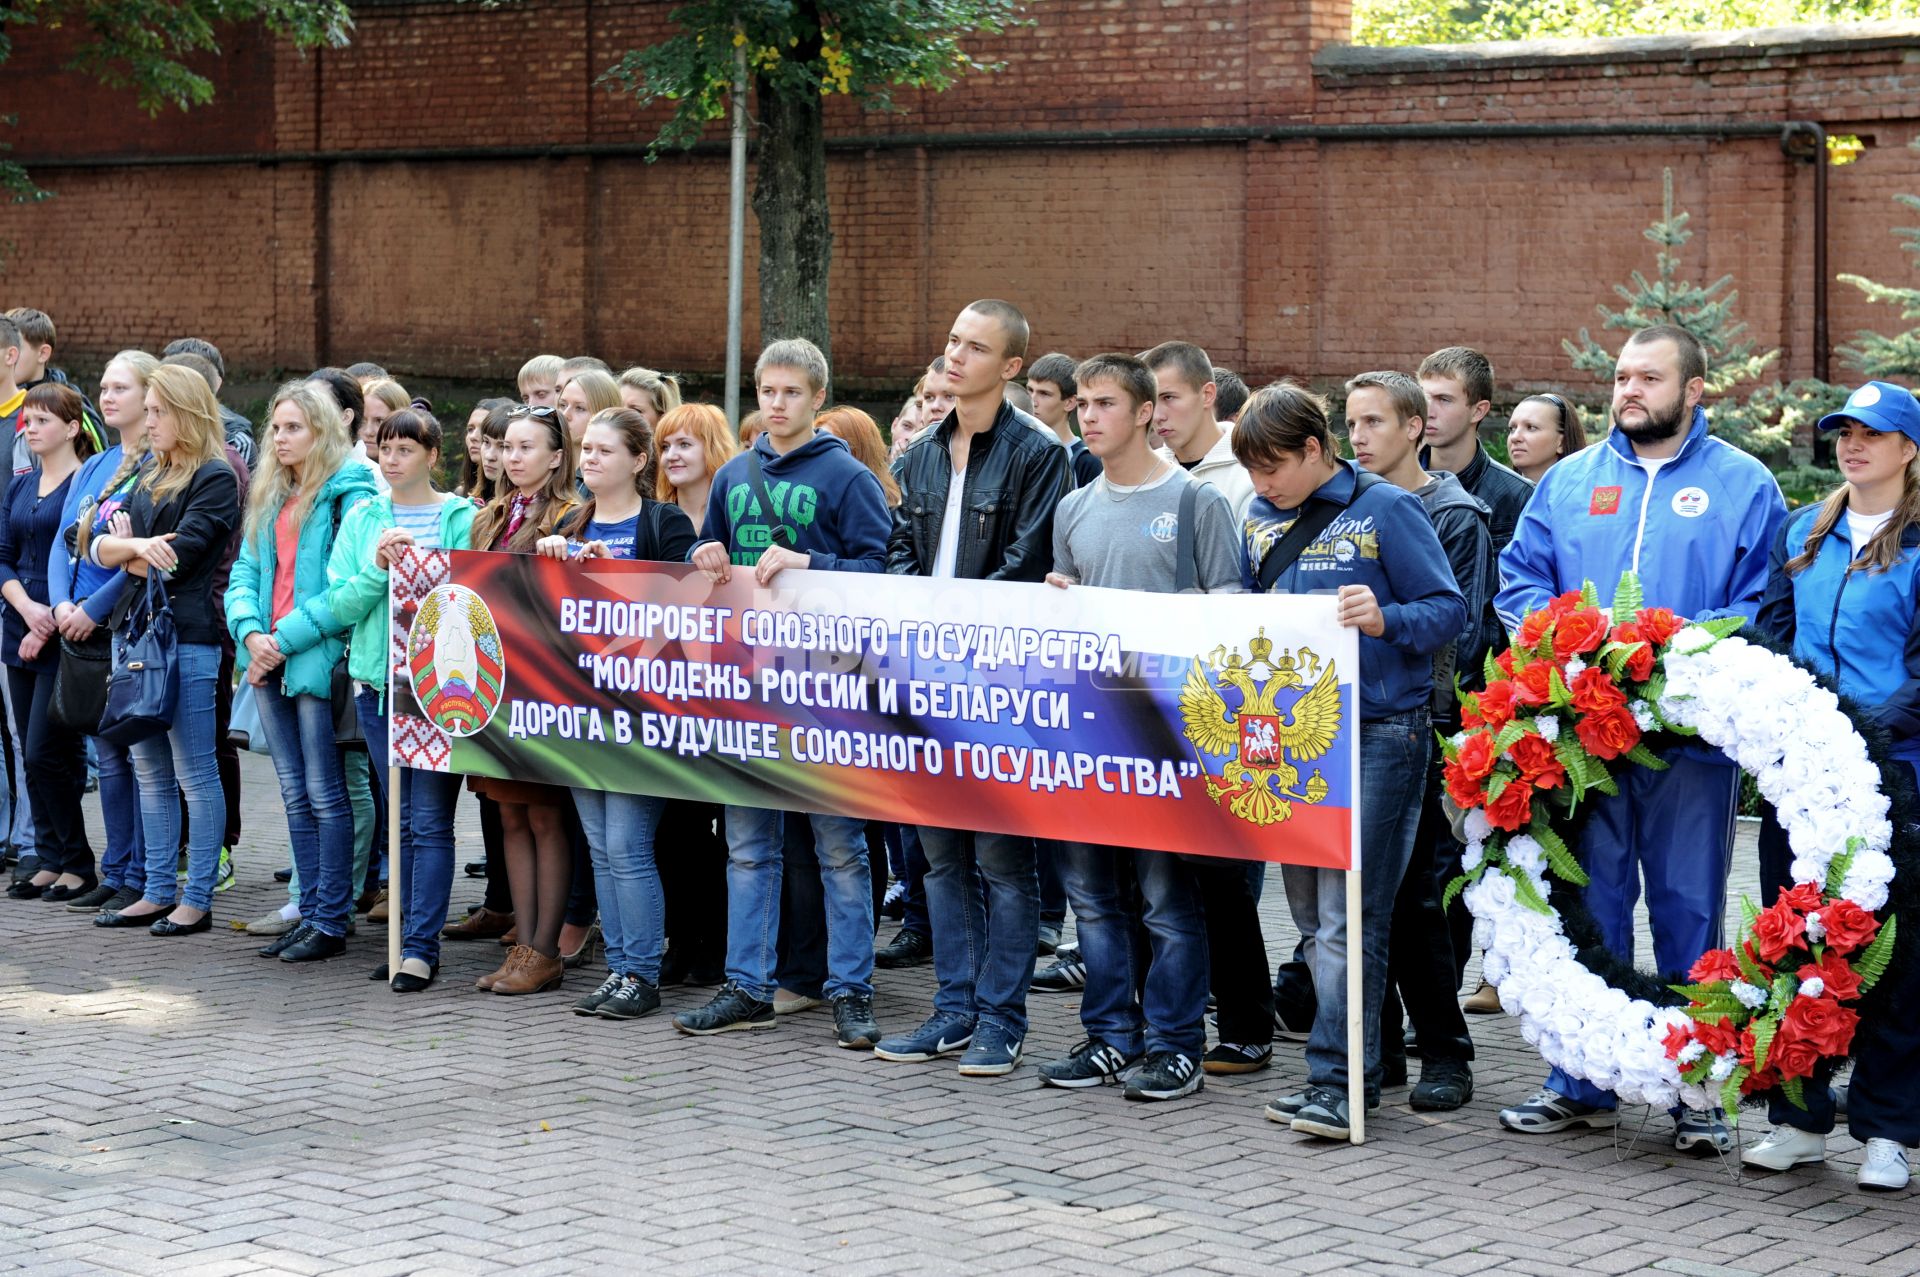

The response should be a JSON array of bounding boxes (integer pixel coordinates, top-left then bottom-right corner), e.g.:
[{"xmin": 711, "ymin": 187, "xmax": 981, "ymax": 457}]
[{"xmin": 752, "ymin": 72, "xmax": 832, "ymax": 364}]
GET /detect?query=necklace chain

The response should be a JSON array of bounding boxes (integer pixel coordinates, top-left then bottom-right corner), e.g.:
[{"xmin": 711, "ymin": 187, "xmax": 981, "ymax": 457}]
[{"xmin": 1103, "ymin": 456, "xmax": 1169, "ymax": 503}]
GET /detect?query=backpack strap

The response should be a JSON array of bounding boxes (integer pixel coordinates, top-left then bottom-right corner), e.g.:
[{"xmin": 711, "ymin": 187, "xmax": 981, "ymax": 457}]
[
  {"xmin": 1255, "ymin": 470, "xmax": 1384, "ymax": 592},
  {"xmin": 1174, "ymin": 478, "xmax": 1201, "ymax": 594}
]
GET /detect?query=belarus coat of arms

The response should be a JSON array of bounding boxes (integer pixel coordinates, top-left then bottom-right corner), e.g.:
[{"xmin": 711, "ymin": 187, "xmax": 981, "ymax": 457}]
[
  {"xmin": 1179, "ymin": 628, "xmax": 1341, "ymax": 826},
  {"xmin": 407, "ymin": 584, "xmax": 506, "ymax": 738}
]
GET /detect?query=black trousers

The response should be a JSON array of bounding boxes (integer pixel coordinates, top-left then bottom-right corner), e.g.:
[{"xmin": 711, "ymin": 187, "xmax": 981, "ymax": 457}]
[
  {"xmin": 216, "ymin": 641, "xmax": 241, "ymax": 848},
  {"xmin": 1190, "ymin": 856, "xmax": 1273, "ymax": 1046},
  {"xmin": 658, "ymin": 799, "xmax": 727, "ymax": 970},
  {"xmin": 479, "ymin": 795, "xmax": 512, "ymax": 913},
  {"xmin": 1382, "ymin": 763, "xmax": 1475, "ymax": 1061},
  {"xmin": 9, "ymin": 663, "xmax": 90, "ymax": 878}
]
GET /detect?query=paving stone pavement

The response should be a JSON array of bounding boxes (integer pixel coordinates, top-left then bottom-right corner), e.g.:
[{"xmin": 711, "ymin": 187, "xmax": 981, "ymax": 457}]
[{"xmin": 2, "ymin": 753, "xmax": 1918, "ymax": 1275}]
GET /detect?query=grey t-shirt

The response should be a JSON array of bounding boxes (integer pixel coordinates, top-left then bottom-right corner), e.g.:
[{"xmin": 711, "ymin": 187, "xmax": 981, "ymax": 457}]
[{"xmin": 1052, "ymin": 465, "xmax": 1243, "ymax": 594}]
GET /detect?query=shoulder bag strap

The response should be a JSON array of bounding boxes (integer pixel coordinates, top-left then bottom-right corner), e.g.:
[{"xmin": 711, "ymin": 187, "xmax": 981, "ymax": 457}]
[
  {"xmin": 1255, "ymin": 470, "xmax": 1384, "ymax": 592},
  {"xmin": 743, "ymin": 449, "xmax": 795, "ymax": 549},
  {"xmin": 1174, "ymin": 479, "xmax": 1201, "ymax": 594}
]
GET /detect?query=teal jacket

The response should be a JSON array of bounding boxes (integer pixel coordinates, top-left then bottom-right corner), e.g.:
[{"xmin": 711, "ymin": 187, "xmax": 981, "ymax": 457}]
[
  {"xmin": 226, "ymin": 460, "xmax": 379, "ymax": 698},
  {"xmin": 326, "ymin": 493, "xmax": 476, "ymax": 698}
]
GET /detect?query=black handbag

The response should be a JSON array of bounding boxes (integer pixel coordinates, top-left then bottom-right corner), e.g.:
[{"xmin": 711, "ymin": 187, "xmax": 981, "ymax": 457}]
[
  {"xmin": 332, "ymin": 656, "xmax": 364, "ymax": 745},
  {"xmin": 97, "ymin": 571, "xmax": 179, "ymax": 747},
  {"xmin": 50, "ymin": 632, "xmax": 112, "ymax": 734},
  {"xmin": 49, "ymin": 521, "xmax": 111, "ymax": 734}
]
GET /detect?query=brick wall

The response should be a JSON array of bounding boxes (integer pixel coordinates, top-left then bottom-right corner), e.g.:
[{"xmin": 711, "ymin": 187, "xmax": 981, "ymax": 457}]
[{"xmin": 3, "ymin": 2, "xmax": 1919, "ymax": 400}]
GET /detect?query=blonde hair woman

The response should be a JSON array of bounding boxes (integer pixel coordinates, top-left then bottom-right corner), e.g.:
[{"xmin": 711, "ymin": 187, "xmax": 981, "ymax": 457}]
[
  {"xmin": 88, "ymin": 365, "xmax": 241, "ymax": 936},
  {"xmin": 224, "ymin": 379, "xmax": 378, "ymax": 963}
]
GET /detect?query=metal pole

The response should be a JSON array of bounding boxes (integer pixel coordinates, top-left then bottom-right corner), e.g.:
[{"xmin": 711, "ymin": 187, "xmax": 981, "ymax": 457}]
[{"xmin": 724, "ymin": 36, "xmax": 748, "ymax": 428}]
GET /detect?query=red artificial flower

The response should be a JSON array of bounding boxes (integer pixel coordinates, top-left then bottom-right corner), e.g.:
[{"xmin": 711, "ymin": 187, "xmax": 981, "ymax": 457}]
[
  {"xmin": 1515, "ymin": 660, "xmax": 1558, "ymax": 706},
  {"xmin": 1444, "ymin": 760, "xmax": 1486, "ymax": 811},
  {"xmin": 1740, "ymin": 939, "xmax": 1776, "ymax": 982},
  {"xmin": 1494, "ymin": 649, "xmax": 1516, "ymax": 677},
  {"xmin": 1751, "ymin": 898, "xmax": 1810, "ymax": 964},
  {"xmin": 1636, "ymin": 606, "xmax": 1684, "ymax": 645},
  {"xmin": 1574, "ymin": 705, "xmax": 1641, "ymax": 760},
  {"xmin": 1548, "ymin": 591, "xmax": 1585, "ymax": 618},
  {"xmin": 1610, "ymin": 622, "xmax": 1656, "ymax": 682},
  {"xmin": 1692, "ymin": 1015, "xmax": 1739, "ymax": 1057},
  {"xmin": 1569, "ymin": 667, "xmax": 1628, "ymax": 714},
  {"xmin": 1687, "ymin": 948, "xmax": 1742, "ymax": 984},
  {"xmin": 1782, "ymin": 995, "xmax": 1860, "ymax": 1058},
  {"xmin": 1820, "ymin": 899, "xmax": 1881, "ymax": 956},
  {"xmin": 1552, "ymin": 608, "xmax": 1610, "ymax": 660},
  {"xmin": 1740, "ymin": 1066, "xmax": 1781, "ymax": 1096},
  {"xmin": 1517, "ymin": 610, "xmax": 1555, "ymax": 651},
  {"xmin": 1736, "ymin": 1026, "xmax": 1760, "ymax": 1067},
  {"xmin": 1769, "ymin": 1028, "xmax": 1823, "ymax": 1080},
  {"xmin": 1777, "ymin": 882, "xmax": 1825, "ymax": 913},
  {"xmin": 1484, "ymin": 778, "xmax": 1535, "ymax": 832},
  {"xmin": 1454, "ymin": 732, "xmax": 1498, "ymax": 781},
  {"xmin": 1507, "ymin": 732, "xmax": 1566, "ymax": 790},
  {"xmin": 1798, "ymin": 950, "xmax": 1863, "ymax": 1002},
  {"xmin": 1662, "ymin": 1021, "xmax": 1695, "ymax": 1060},
  {"xmin": 1477, "ymin": 679, "xmax": 1518, "ymax": 728}
]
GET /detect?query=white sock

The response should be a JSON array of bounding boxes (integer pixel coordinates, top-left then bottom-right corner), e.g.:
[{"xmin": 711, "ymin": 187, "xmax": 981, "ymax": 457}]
[{"xmin": 278, "ymin": 902, "xmax": 301, "ymax": 922}]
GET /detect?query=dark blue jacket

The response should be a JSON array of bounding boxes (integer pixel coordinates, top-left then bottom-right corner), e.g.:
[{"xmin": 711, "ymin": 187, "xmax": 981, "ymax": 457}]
[
  {"xmin": 1757, "ymin": 504, "xmax": 1920, "ymax": 765},
  {"xmin": 695, "ymin": 431, "xmax": 890, "ymax": 572},
  {"xmin": 1241, "ymin": 459, "xmax": 1465, "ymax": 720}
]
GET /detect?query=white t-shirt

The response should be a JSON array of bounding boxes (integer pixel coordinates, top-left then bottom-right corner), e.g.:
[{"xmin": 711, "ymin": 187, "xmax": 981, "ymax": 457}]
[
  {"xmin": 1846, "ymin": 507, "xmax": 1893, "ymax": 550},
  {"xmin": 931, "ymin": 468, "xmax": 966, "ymax": 578}
]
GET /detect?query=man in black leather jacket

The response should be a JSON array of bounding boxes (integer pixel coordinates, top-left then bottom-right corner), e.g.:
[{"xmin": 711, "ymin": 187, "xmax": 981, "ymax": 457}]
[{"xmin": 873, "ymin": 299, "xmax": 1069, "ymax": 1078}]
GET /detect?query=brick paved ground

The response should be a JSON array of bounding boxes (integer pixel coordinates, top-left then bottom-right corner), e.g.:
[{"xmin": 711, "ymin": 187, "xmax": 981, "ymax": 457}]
[{"xmin": 2, "ymin": 753, "xmax": 1918, "ymax": 1276}]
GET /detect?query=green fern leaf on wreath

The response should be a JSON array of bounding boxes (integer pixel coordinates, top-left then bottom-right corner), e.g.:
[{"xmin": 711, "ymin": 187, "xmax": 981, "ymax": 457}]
[
  {"xmin": 1825, "ymin": 838, "xmax": 1861, "ymax": 898},
  {"xmin": 1610, "ymin": 571, "xmax": 1643, "ymax": 625},
  {"xmin": 1855, "ymin": 915, "xmax": 1899, "ymax": 993},
  {"xmin": 1781, "ymin": 1074, "xmax": 1808, "ymax": 1111}
]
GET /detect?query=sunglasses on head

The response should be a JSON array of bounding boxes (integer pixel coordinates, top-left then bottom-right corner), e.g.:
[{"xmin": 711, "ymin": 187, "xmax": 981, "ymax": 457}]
[{"xmin": 509, "ymin": 404, "xmax": 561, "ymax": 421}]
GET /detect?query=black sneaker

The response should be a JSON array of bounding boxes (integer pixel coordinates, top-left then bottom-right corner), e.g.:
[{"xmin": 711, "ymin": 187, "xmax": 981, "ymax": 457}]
[
  {"xmin": 832, "ymin": 993, "xmax": 880, "ymax": 1049},
  {"xmin": 873, "ymin": 929, "xmax": 931, "ymax": 969},
  {"xmin": 259, "ymin": 923, "xmax": 314, "ymax": 959},
  {"xmin": 279, "ymin": 929, "xmax": 346, "ymax": 963},
  {"xmin": 1039, "ymin": 1038, "xmax": 1140, "ymax": 1089},
  {"xmin": 1291, "ymin": 1085, "xmax": 1353, "ymax": 1140},
  {"xmin": 1202, "ymin": 1042, "xmax": 1274, "ymax": 1075},
  {"xmin": 464, "ymin": 860, "xmax": 487, "ymax": 878},
  {"xmin": 1264, "ymin": 1089, "xmax": 1381, "ymax": 1122},
  {"xmin": 1273, "ymin": 1001, "xmax": 1313, "ymax": 1042},
  {"xmin": 573, "ymin": 972, "xmax": 625, "ymax": 1016},
  {"xmin": 1032, "ymin": 948, "xmax": 1087, "ymax": 993},
  {"xmin": 597, "ymin": 976, "xmax": 662, "ymax": 1020},
  {"xmin": 1409, "ymin": 1057, "xmax": 1474, "ymax": 1111},
  {"xmin": 273, "ymin": 867, "xmax": 293, "ymax": 883},
  {"xmin": 674, "ymin": 982, "xmax": 776, "ymax": 1035},
  {"xmin": 1124, "ymin": 1051, "xmax": 1203, "ymax": 1102}
]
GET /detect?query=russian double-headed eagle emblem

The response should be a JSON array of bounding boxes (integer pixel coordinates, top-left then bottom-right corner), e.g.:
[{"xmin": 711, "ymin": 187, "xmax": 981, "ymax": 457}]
[{"xmin": 1179, "ymin": 629, "xmax": 1340, "ymax": 826}]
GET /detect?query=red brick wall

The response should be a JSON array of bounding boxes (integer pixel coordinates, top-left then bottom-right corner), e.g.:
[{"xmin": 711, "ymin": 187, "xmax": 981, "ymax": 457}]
[{"xmin": 4, "ymin": 1, "xmax": 1919, "ymax": 400}]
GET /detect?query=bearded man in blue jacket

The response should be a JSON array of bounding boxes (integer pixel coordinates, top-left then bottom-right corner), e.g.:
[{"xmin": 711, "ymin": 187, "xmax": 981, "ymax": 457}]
[{"xmin": 1494, "ymin": 324, "xmax": 1788, "ymax": 1151}]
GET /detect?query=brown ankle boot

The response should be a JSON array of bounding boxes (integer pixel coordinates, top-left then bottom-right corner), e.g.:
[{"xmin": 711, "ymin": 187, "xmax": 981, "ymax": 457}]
[
  {"xmin": 444, "ymin": 907, "xmax": 514, "ymax": 942},
  {"xmin": 476, "ymin": 947, "xmax": 524, "ymax": 991},
  {"xmin": 491, "ymin": 945, "xmax": 564, "ymax": 996}
]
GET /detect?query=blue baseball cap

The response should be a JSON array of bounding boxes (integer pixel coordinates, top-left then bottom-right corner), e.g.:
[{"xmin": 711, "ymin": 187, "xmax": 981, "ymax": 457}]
[{"xmin": 1817, "ymin": 381, "xmax": 1920, "ymax": 445}]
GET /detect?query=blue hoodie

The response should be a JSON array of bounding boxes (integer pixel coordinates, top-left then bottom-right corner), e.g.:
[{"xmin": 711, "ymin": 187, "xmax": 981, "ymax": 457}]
[
  {"xmin": 695, "ymin": 430, "xmax": 890, "ymax": 572},
  {"xmin": 1758, "ymin": 506, "xmax": 1920, "ymax": 766},
  {"xmin": 1496, "ymin": 405, "xmax": 1787, "ymax": 630},
  {"xmin": 1241, "ymin": 459, "xmax": 1465, "ymax": 721}
]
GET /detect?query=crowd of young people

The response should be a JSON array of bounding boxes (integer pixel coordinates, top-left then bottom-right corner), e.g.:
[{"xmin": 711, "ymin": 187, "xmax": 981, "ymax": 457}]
[{"xmin": 1, "ymin": 299, "xmax": 1914, "ymax": 1185}]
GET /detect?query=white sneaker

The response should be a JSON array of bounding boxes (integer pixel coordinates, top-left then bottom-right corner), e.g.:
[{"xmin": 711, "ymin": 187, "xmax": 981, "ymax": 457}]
[
  {"xmin": 1859, "ymin": 1138, "xmax": 1910, "ymax": 1191},
  {"xmin": 1743, "ymin": 1124, "xmax": 1826, "ymax": 1171}
]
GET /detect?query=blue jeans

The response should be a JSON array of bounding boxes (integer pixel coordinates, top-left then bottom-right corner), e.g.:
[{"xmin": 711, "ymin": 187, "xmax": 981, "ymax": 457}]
[
  {"xmin": 573, "ymin": 788, "xmax": 667, "ymax": 983},
  {"xmin": 919, "ymin": 826, "xmax": 1039, "ymax": 1038},
  {"xmin": 723, "ymin": 806, "xmax": 872, "ymax": 1002},
  {"xmin": 1549, "ymin": 752, "xmax": 1739, "ymax": 1108},
  {"xmin": 256, "ymin": 679, "xmax": 355, "ymax": 937},
  {"xmin": 129, "ymin": 642, "xmax": 225, "ymax": 911},
  {"xmin": 1284, "ymin": 710, "xmax": 1429, "ymax": 1094},
  {"xmin": 1058, "ymin": 841, "xmax": 1211, "ymax": 1057},
  {"xmin": 94, "ymin": 733, "xmax": 144, "ymax": 894}
]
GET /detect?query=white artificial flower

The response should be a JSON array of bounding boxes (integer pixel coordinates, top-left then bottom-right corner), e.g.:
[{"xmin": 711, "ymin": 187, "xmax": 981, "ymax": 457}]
[
  {"xmin": 1731, "ymin": 980, "xmax": 1769, "ymax": 1010},
  {"xmin": 1506, "ymin": 836, "xmax": 1546, "ymax": 881},
  {"xmin": 1535, "ymin": 716, "xmax": 1561, "ymax": 743},
  {"xmin": 1678, "ymin": 1041, "xmax": 1706, "ymax": 1065},
  {"xmin": 1805, "ymin": 912, "xmax": 1826, "ymax": 943},
  {"xmin": 1563, "ymin": 655, "xmax": 1587, "ymax": 680},
  {"xmin": 1631, "ymin": 703, "xmax": 1655, "ymax": 732},
  {"xmin": 1709, "ymin": 1053, "xmax": 1737, "ymax": 1082},
  {"xmin": 1464, "ymin": 808, "xmax": 1492, "ymax": 842},
  {"xmin": 1799, "ymin": 977, "xmax": 1826, "ymax": 999},
  {"xmin": 1462, "ymin": 840, "xmax": 1484, "ymax": 873},
  {"xmin": 1451, "ymin": 732, "xmax": 1469, "ymax": 750}
]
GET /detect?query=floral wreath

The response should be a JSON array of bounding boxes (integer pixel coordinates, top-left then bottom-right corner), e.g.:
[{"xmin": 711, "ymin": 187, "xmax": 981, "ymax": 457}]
[{"xmin": 1443, "ymin": 572, "xmax": 1907, "ymax": 1115}]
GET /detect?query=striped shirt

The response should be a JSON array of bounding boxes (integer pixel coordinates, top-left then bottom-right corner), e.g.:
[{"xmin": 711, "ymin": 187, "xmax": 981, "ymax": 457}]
[{"xmin": 392, "ymin": 499, "xmax": 446, "ymax": 550}]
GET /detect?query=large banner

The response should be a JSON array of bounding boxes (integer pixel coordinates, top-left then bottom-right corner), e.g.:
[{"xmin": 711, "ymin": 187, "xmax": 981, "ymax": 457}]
[{"xmin": 388, "ymin": 549, "xmax": 1360, "ymax": 868}]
